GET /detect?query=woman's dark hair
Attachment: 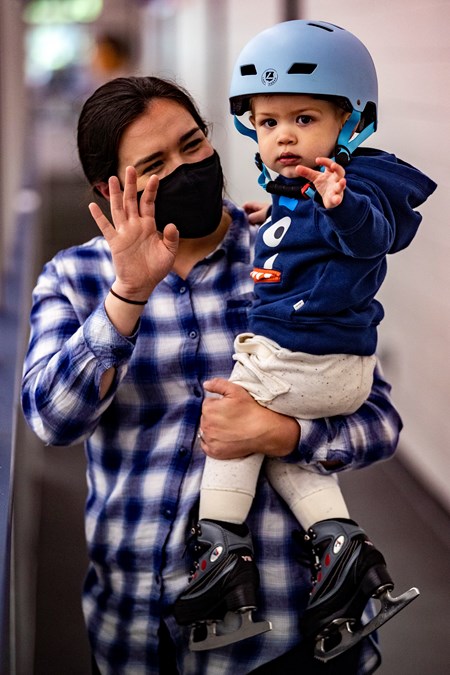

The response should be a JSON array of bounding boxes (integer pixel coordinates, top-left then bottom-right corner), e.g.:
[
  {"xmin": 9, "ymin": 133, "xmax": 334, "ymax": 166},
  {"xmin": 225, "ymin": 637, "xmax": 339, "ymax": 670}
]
[{"xmin": 77, "ymin": 76, "xmax": 209, "ymax": 195}]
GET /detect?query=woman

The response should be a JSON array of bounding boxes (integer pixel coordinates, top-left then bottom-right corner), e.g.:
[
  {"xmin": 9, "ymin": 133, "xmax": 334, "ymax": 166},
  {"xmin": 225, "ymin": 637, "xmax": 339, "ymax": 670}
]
[{"xmin": 22, "ymin": 76, "xmax": 402, "ymax": 674}]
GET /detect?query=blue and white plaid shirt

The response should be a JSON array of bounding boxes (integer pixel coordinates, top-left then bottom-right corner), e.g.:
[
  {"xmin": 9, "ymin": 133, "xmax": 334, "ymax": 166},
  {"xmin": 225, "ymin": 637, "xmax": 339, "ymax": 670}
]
[{"xmin": 22, "ymin": 201, "xmax": 401, "ymax": 674}]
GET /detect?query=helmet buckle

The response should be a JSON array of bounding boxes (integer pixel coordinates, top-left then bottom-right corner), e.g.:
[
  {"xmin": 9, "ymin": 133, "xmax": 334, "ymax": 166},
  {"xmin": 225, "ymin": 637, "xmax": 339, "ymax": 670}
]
[{"xmin": 334, "ymin": 145, "xmax": 351, "ymax": 167}]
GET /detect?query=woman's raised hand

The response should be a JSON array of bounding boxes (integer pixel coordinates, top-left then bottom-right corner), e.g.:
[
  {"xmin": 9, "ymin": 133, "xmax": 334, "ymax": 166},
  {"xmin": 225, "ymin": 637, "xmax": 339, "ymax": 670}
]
[{"xmin": 89, "ymin": 167, "xmax": 179, "ymax": 300}]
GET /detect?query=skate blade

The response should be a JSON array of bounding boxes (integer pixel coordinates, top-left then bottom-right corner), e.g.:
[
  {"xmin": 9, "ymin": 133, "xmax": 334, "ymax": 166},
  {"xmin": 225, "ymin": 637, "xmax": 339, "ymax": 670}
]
[
  {"xmin": 189, "ymin": 609, "xmax": 272, "ymax": 651},
  {"xmin": 314, "ymin": 586, "xmax": 420, "ymax": 662}
]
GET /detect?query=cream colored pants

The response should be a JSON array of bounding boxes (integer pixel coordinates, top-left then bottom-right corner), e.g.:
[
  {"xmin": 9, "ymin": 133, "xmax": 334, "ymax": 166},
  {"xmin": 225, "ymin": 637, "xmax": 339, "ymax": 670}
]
[{"xmin": 200, "ymin": 333, "xmax": 376, "ymax": 529}]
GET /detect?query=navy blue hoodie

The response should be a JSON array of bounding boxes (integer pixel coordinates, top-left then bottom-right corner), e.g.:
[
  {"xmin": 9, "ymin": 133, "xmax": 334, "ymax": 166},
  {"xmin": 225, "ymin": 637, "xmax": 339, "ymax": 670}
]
[{"xmin": 249, "ymin": 148, "xmax": 437, "ymax": 355}]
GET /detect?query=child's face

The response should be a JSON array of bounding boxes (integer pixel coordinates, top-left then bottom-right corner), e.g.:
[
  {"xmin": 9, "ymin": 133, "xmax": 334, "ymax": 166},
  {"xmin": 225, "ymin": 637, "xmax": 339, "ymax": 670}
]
[{"xmin": 250, "ymin": 94, "xmax": 349, "ymax": 177}]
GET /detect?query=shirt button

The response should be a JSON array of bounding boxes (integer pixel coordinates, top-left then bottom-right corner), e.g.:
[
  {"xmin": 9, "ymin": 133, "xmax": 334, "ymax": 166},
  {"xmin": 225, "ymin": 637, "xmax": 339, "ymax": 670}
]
[
  {"xmin": 178, "ymin": 447, "xmax": 187, "ymax": 456},
  {"xmin": 179, "ymin": 286, "xmax": 186, "ymax": 294},
  {"xmin": 189, "ymin": 330, "xmax": 197, "ymax": 339},
  {"xmin": 163, "ymin": 508, "xmax": 173, "ymax": 519},
  {"xmin": 193, "ymin": 387, "xmax": 202, "ymax": 398}
]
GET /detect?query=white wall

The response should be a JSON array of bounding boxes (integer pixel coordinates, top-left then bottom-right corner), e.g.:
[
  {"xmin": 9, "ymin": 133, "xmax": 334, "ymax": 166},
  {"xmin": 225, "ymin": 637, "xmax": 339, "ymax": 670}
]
[
  {"xmin": 139, "ymin": 0, "xmax": 450, "ymax": 510},
  {"xmin": 301, "ymin": 0, "xmax": 450, "ymax": 510}
]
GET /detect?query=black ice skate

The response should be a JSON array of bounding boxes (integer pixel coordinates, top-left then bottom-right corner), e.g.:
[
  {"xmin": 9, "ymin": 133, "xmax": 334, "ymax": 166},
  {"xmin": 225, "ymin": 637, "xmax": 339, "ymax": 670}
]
[
  {"xmin": 173, "ymin": 519, "xmax": 272, "ymax": 651},
  {"xmin": 302, "ymin": 519, "xmax": 419, "ymax": 662}
]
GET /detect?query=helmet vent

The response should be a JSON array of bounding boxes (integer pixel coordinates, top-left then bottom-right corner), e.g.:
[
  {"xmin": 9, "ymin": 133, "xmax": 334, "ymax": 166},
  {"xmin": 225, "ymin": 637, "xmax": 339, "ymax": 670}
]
[
  {"xmin": 307, "ymin": 22, "xmax": 334, "ymax": 32},
  {"xmin": 240, "ymin": 64, "xmax": 257, "ymax": 76},
  {"xmin": 287, "ymin": 63, "xmax": 317, "ymax": 75}
]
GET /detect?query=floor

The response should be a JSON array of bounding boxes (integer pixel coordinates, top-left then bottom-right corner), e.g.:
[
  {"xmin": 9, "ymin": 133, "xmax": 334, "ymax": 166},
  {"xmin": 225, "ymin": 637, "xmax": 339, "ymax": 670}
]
[
  {"xmin": 31, "ymin": 447, "xmax": 450, "ymax": 675},
  {"xmin": 339, "ymin": 457, "xmax": 450, "ymax": 674}
]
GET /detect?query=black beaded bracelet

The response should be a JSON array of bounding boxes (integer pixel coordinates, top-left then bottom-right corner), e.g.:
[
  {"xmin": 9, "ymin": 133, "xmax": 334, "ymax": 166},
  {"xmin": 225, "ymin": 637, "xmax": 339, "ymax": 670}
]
[{"xmin": 109, "ymin": 288, "xmax": 147, "ymax": 306}]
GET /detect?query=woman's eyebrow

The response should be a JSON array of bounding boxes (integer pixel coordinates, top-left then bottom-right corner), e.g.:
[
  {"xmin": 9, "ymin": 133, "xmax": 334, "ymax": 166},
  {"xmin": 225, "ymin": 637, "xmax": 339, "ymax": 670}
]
[
  {"xmin": 133, "ymin": 127, "xmax": 202, "ymax": 169},
  {"xmin": 179, "ymin": 126, "xmax": 202, "ymax": 144}
]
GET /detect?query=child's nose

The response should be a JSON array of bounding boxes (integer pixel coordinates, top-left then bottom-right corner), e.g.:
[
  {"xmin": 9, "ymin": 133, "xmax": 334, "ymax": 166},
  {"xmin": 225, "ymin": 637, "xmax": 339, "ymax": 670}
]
[{"xmin": 277, "ymin": 125, "xmax": 296, "ymax": 144}]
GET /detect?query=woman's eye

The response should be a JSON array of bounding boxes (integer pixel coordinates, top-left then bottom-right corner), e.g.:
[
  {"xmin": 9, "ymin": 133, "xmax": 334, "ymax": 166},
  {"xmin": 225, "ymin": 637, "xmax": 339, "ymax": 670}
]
[
  {"xmin": 183, "ymin": 138, "xmax": 203, "ymax": 152},
  {"xmin": 142, "ymin": 160, "xmax": 163, "ymax": 175}
]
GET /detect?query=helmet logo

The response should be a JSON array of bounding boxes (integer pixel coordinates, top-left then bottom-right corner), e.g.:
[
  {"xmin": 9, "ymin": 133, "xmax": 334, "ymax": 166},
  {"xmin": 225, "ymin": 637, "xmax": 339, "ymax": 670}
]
[{"xmin": 261, "ymin": 69, "xmax": 278, "ymax": 87}]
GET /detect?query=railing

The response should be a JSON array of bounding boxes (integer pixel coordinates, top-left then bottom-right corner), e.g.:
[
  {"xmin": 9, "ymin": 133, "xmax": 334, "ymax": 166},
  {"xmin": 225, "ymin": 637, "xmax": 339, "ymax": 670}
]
[{"xmin": 0, "ymin": 188, "xmax": 40, "ymax": 675}]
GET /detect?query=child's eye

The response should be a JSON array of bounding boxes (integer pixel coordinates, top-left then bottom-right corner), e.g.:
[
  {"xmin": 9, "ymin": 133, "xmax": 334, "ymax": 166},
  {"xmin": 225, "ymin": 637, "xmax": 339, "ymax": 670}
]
[
  {"xmin": 262, "ymin": 118, "xmax": 277, "ymax": 128},
  {"xmin": 297, "ymin": 115, "xmax": 313, "ymax": 125}
]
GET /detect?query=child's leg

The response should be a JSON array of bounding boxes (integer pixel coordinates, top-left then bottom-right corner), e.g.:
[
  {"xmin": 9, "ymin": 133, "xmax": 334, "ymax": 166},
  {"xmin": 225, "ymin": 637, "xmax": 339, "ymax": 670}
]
[
  {"xmin": 174, "ymin": 451, "xmax": 271, "ymax": 647},
  {"xmin": 197, "ymin": 334, "xmax": 280, "ymax": 524},
  {"xmin": 199, "ymin": 453, "xmax": 264, "ymax": 523},
  {"xmin": 265, "ymin": 460, "xmax": 349, "ymax": 531},
  {"xmin": 174, "ymin": 352, "xmax": 269, "ymax": 645},
  {"xmin": 266, "ymin": 460, "xmax": 418, "ymax": 663}
]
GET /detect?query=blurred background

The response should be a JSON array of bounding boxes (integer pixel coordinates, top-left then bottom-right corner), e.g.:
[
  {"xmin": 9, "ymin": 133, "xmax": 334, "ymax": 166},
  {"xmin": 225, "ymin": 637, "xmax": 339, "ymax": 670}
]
[{"xmin": 0, "ymin": 1, "xmax": 449, "ymax": 673}]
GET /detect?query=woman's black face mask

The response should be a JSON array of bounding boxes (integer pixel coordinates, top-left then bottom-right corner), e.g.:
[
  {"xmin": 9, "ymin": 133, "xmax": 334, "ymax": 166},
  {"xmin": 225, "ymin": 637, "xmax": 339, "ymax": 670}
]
[{"xmin": 137, "ymin": 151, "xmax": 224, "ymax": 239}]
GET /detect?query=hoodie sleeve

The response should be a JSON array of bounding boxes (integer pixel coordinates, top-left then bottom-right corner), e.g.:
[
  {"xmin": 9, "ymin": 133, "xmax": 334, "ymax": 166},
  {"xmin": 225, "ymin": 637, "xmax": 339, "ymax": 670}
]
[{"xmin": 315, "ymin": 182, "xmax": 396, "ymax": 258}]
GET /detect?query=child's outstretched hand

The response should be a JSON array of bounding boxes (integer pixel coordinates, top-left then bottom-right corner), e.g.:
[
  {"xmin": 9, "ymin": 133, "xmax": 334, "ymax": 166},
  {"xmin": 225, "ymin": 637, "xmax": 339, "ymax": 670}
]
[{"xmin": 295, "ymin": 157, "xmax": 346, "ymax": 209}]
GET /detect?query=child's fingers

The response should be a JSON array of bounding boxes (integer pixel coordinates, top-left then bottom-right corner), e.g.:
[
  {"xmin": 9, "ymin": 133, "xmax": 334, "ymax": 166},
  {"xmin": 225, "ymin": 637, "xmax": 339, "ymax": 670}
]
[
  {"xmin": 316, "ymin": 156, "xmax": 346, "ymax": 178},
  {"xmin": 294, "ymin": 164, "xmax": 318, "ymax": 181}
]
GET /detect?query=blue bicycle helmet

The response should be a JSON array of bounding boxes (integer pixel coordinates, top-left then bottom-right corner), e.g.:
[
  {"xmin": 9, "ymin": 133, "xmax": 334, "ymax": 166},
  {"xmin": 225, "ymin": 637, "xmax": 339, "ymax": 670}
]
[{"xmin": 229, "ymin": 20, "xmax": 378, "ymax": 177}]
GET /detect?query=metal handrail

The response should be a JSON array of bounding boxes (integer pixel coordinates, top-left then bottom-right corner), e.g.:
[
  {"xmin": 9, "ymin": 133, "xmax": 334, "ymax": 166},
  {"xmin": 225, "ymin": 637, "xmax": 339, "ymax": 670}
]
[{"xmin": 0, "ymin": 191, "xmax": 40, "ymax": 675}]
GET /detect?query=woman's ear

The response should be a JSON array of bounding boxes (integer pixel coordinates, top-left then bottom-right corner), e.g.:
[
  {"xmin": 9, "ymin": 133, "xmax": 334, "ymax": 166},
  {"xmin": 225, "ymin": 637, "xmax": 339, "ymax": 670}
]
[{"xmin": 95, "ymin": 181, "xmax": 110, "ymax": 200}]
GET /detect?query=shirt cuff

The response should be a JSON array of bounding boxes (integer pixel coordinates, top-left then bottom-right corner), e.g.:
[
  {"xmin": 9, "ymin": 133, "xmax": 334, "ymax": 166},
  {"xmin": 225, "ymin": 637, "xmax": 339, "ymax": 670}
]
[
  {"xmin": 278, "ymin": 417, "xmax": 348, "ymax": 474},
  {"xmin": 82, "ymin": 303, "xmax": 138, "ymax": 370}
]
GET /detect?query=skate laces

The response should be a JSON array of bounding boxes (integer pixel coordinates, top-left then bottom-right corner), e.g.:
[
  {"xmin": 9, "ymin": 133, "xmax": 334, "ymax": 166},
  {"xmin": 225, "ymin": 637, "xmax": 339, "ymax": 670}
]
[
  {"xmin": 182, "ymin": 523, "xmax": 209, "ymax": 580},
  {"xmin": 304, "ymin": 527, "xmax": 326, "ymax": 587}
]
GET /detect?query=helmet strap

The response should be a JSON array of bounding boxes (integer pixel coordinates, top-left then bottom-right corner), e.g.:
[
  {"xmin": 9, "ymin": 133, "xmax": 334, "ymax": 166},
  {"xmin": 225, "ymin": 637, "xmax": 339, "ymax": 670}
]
[
  {"xmin": 234, "ymin": 115, "xmax": 273, "ymax": 190},
  {"xmin": 233, "ymin": 114, "xmax": 257, "ymax": 142},
  {"xmin": 335, "ymin": 110, "xmax": 375, "ymax": 166}
]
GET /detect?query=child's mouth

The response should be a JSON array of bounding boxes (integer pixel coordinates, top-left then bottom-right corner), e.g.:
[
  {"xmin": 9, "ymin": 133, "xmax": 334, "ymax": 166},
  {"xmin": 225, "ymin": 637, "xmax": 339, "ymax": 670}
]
[{"xmin": 278, "ymin": 153, "xmax": 300, "ymax": 166}]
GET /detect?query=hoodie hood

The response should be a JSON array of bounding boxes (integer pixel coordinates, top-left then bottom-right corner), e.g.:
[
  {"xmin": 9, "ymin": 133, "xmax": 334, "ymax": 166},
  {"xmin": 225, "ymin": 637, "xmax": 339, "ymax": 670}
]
[{"xmin": 348, "ymin": 148, "xmax": 437, "ymax": 253}]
